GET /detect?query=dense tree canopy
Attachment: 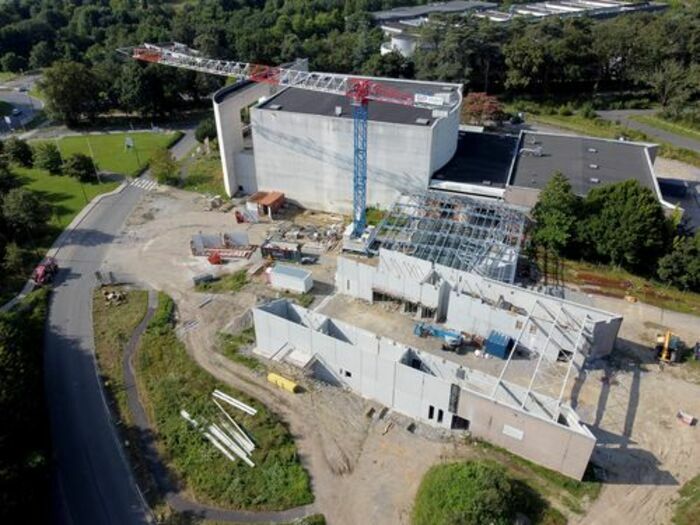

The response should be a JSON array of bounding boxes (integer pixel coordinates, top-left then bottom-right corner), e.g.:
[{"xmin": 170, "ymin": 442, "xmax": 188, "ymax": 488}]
[{"xmin": 0, "ymin": 1, "xmax": 696, "ymax": 124}]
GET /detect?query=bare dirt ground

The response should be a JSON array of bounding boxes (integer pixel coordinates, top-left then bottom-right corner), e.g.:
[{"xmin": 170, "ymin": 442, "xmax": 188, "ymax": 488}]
[{"xmin": 103, "ymin": 186, "xmax": 700, "ymax": 525}]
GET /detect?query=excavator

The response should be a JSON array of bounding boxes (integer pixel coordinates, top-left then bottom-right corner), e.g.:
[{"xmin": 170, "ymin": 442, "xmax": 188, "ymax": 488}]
[{"xmin": 655, "ymin": 330, "xmax": 681, "ymax": 363}]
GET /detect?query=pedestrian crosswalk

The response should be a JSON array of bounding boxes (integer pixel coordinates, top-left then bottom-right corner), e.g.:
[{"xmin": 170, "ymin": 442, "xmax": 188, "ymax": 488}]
[{"xmin": 130, "ymin": 177, "xmax": 159, "ymax": 192}]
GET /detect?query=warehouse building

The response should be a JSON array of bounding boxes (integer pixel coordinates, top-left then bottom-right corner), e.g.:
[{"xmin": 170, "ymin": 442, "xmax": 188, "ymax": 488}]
[
  {"xmin": 252, "ymin": 247, "xmax": 622, "ymax": 479},
  {"xmin": 431, "ymin": 130, "xmax": 675, "ymax": 210}
]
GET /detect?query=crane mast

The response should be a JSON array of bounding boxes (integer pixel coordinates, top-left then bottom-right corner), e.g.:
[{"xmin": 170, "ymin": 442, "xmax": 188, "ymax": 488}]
[{"xmin": 120, "ymin": 42, "xmax": 452, "ymax": 238}]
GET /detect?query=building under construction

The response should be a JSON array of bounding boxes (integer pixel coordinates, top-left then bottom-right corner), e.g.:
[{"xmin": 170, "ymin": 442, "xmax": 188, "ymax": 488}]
[{"xmin": 253, "ymin": 247, "xmax": 622, "ymax": 479}]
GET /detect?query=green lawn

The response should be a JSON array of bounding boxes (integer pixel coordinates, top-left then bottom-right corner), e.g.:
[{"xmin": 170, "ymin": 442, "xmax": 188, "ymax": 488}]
[
  {"xmin": 15, "ymin": 166, "xmax": 119, "ymax": 229},
  {"xmin": 0, "ymin": 71, "xmax": 17, "ymax": 82},
  {"xmin": 136, "ymin": 293, "xmax": 313, "ymax": 510},
  {"xmin": 632, "ymin": 114, "xmax": 700, "ymax": 142},
  {"xmin": 181, "ymin": 152, "xmax": 227, "ymax": 195},
  {"xmin": 31, "ymin": 131, "xmax": 182, "ymax": 178},
  {"xmin": 195, "ymin": 270, "xmax": 248, "ymax": 293}
]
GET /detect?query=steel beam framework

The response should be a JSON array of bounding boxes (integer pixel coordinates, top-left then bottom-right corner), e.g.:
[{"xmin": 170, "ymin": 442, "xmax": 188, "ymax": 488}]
[{"xmin": 371, "ymin": 191, "xmax": 527, "ymax": 281}]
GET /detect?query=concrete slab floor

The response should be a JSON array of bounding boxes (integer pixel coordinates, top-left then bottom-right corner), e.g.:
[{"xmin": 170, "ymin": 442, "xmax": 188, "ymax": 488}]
[{"xmin": 318, "ymin": 294, "xmax": 570, "ymax": 399}]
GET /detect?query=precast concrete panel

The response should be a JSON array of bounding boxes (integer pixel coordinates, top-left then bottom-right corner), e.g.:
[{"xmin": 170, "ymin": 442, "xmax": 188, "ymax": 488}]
[
  {"xmin": 356, "ymin": 330, "xmax": 380, "ymax": 354},
  {"xmin": 393, "ymin": 365, "xmax": 424, "ymax": 419},
  {"xmin": 457, "ymin": 389, "xmax": 595, "ymax": 480},
  {"xmin": 289, "ymin": 322, "xmax": 312, "ymax": 353},
  {"xmin": 375, "ymin": 360, "xmax": 397, "ymax": 407},
  {"xmin": 360, "ymin": 352, "xmax": 379, "ymax": 399},
  {"xmin": 336, "ymin": 340, "xmax": 361, "ymax": 378}
]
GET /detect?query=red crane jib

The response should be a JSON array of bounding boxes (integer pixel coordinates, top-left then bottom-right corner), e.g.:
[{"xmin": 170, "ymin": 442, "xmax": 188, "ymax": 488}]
[{"xmin": 130, "ymin": 45, "xmax": 417, "ymax": 107}]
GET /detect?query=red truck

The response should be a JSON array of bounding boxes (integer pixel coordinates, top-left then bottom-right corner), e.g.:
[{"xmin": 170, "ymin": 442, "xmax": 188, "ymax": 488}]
[{"xmin": 31, "ymin": 257, "xmax": 59, "ymax": 286}]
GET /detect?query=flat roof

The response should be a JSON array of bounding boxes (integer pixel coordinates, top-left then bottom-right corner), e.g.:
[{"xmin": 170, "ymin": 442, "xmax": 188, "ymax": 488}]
[
  {"xmin": 272, "ymin": 264, "xmax": 311, "ymax": 280},
  {"xmin": 432, "ymin": 131, "xmax": 519, "ymax": 188},
  {"xmin": 371, "ymin": 1, "xmax": 497, "ymax": 21},
  {"xmin": 257, "ymin": 79, "xmax": 461, "ymax": 126},
  {"xmin": 510, "ymin": 132, "xmax": 657, "ymax": 195}
]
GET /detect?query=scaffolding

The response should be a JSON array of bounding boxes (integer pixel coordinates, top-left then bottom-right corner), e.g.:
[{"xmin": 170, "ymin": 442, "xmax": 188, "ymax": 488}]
[{"xmin": 370, "ymin": 191, "xmax": 527, "ymax": 282}]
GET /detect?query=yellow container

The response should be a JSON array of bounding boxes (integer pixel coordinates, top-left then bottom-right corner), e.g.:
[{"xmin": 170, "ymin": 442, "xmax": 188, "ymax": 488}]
[{"xmin": 267, "ymin": 372, "xmax": 299, "ymax": 393}]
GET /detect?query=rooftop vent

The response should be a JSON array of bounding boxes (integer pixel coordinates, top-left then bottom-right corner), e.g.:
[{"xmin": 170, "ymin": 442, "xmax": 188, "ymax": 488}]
[
  {"xmin": 589, "ymin": 164, "xmax": 599, "ymax": 169},
  {"xmin": 269, "ymin": 104, "xmax": 282, "ymax": 111},
  {"xmin": 415, "ymin": 117, "xmax": 430, "ymax": 126},
  {"xmin": 589, "ymin": 177, "xmax": 600, "ymax": 184},
  {"xmin": 588, "ymin": 147, "xmax": 598, "ymax": 153},
  {"xmin": 334, "ymin": 106, "xmax": 343, "ymax": 117}
]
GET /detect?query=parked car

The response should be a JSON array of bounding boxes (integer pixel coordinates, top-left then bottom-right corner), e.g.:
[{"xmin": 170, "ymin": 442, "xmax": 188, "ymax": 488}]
[{"xmin": 300, "ymin": 255, "xmax": 318, "ymax": 265}]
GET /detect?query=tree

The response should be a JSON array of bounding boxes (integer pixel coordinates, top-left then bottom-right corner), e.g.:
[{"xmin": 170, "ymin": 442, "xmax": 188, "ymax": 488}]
[
  {"xmin": 579, "ymin": 180, "xmax": 669, "ymax": 272},
  {"xmin": 4, "ymin": 138, "xmax": 33, "ymax": 167},
  {"xmin": 2, "ymin": 188, "xmax": 50, "ymax": 236},
  {"xmin": 3, "ymin": 243, "xmax": 25, "ymax": 275},
  {"xmin": 657, "ymin": 233, "xmax": 700, "ymax": 292},
  {"xmin": 40, "ymin": 61, "xmax": 103, "ymax": 124},
  {"xmin": 461, "ymin": 92, "xmax": 504, "ymax": 125},
  {"xmin": 195, "ymin": 116, "xmax": 217, "ymax": 144},
  {"xmin": 1, "ymin": 52, "xmax": 26, "ymax": 73},
  {"xmin": 646, "ymin": 60, "xmax": 696, "ymax": 108},
  {"xmin": 149, "ymin": 147, "xmax": 179, "ymax": 185},
  {"xmin": 362, "ymin": 51, "xmax": 414, "ymax": 78},
  {"xmin": 412, "ymin": 461, "xmax": 532, "ymax": 525},
  {"xmin": 62, "ymin": 153, "xmax": 96, "ymax": 182},
  {"xmin": 0, "ymin": 158, "xmax": 20, "ymax": 194},
  {"xmin": 531, "ymin": 173, "xmax": 579, "ymax": 254},
  {"xmin": 28, "ymin": 41, "xmax": 55, "ymax": 70},
  {"xmin": 33, "ymin": 143, "xmax": 62, "ymax": 175}
]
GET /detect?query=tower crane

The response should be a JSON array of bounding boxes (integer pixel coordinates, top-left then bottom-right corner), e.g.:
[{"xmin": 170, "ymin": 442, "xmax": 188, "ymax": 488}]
[{"xmin": 119, "ymin": 42, "xmax": 453, "ymax": 238}]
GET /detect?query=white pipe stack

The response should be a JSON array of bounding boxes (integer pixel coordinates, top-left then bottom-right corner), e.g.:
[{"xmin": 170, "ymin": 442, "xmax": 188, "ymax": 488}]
[{"xmin": 212, "ymin": 389, "xmax": 257, "ymax": 415}]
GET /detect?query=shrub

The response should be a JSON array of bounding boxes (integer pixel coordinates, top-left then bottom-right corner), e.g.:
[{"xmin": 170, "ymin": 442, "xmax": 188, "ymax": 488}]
[
  {"xmin": 33, "ymin": 142, "xmax": 62, "ymax": 175},
  {"xmin": 4, "ymin": 137, "xmax": 33, "ymax": 167},
  {"xmin": 149, "ymin": 147, "xmax": 179, "ymax": 185},
  {"xmin": 195, "ymin": 116, "xmax": 217, "ymax": 143},
  {"xmin": 412, "ymin": 461, "xmax": 533, "ymax": 525},
  {"xmin": 62, "ymin": 153, "xmax": 97, "ymax": 182}
]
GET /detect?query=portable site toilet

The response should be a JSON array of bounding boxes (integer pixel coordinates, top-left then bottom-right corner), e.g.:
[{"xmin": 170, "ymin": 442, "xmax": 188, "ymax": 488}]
[{"xmin": 269, "ymin": 264, "xmax": 313, "ymax": 293}]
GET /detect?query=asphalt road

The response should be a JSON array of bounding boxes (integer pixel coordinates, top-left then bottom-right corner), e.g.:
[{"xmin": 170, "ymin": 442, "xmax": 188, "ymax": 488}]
[
  {"xmin": 0, "ymin": 74, "xmax": 43, "ymax": 134},
  {"xmin": 597, "ymin": 109, "xmax": 700, "ymax": 154},
  {"xmin": 46, "ymin": 129, "xmax": 196, "ymax": 525}
]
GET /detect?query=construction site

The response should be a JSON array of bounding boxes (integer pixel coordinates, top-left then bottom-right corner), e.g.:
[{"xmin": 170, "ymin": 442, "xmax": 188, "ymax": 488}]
[{"xmin": 96, "ymin": 41, "xmax": 700, "ymax": 524}]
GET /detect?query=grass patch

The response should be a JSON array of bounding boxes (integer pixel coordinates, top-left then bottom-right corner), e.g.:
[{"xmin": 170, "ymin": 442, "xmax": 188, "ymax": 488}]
[
  {"xmin": 217, "ymin": 328, "xmax": 264, "ymax": 372},
  {"xmin": 539, "ymin": 254, "xmax": 700, "ymax": 315},
  {"xmin": 195, "ymin": 270, "xmax": 248, "ymax": 293},
  {"xmin": 470, "ymin": 439, "xmax": 601, "ymax": 516},
  {"xmin": 632, "ymin": 114, "xmax": 700, "ymax": 142},
  {"xmin": 91, "ymin": 287, "xmax": 156, "ymax": 499},
  {"xmin": 673, "ymin": 474, "xmax": 700, "ymax": 525},
  {"xmin": 136, "ymin": 293, "xmax": 313, "ymax": 510},
  {"xmin": 280, "ymin": 291, "xmax": 314, "ymax": 308},
  {"xmin": 92, "ymin": 287, "xmax": 149, "ymax": 422},
  {"xmin": 31, "ymin": 131, "xmax": 182, "ymax": 178},
  {"xmin": 412, "ymin": 460, "xmax": 565, "ymax": 525},
  {"xmin": 16, "ymin": 166, "xmax": 119, "ymax": 229},
  {"xmin": 0, "ymin": 71, "xmax": 17, "ymax": 82},
  {"xmin": 181, "ymin": 152, "xmax": 226, "ymax": 195}
]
